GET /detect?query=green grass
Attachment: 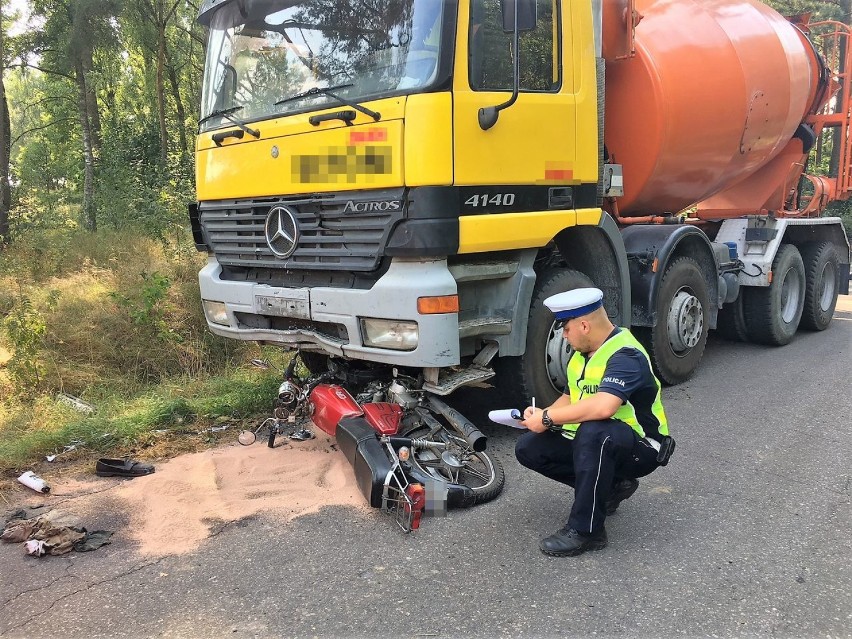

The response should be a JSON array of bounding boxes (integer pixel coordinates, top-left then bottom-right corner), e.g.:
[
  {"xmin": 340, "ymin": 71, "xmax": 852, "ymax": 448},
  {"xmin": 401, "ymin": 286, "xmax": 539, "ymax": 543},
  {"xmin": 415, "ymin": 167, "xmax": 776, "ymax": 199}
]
[
  {"xmin": 0, "ymin": 367, "xmax": 282, "ymax": 473},
  {"xmin": 0, "ymin": 226, "xmax": 289, "ymax": 475}
]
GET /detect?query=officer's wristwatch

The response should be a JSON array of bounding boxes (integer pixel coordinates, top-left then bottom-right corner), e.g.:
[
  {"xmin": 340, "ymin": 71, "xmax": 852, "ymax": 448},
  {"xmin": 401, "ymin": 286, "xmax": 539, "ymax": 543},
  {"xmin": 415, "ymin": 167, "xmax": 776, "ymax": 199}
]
[{"xmin": 541, "ymin": 409, "xmax": 554, "ymax": 430}]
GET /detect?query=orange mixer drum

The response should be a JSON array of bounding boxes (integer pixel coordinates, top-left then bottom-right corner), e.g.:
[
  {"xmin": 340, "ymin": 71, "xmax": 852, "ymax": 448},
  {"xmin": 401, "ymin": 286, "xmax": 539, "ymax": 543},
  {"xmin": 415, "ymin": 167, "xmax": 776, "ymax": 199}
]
[{"xmin": 604, "ymin": 0, "xmax": 821, "ymax": 215}]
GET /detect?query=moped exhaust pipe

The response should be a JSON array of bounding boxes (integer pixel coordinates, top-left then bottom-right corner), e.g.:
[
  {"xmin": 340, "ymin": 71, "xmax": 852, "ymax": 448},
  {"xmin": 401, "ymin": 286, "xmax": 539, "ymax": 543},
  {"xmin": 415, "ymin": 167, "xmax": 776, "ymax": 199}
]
[{"xmin": 426, "ymin": 396, "xmax": 487, "ymax": 452}]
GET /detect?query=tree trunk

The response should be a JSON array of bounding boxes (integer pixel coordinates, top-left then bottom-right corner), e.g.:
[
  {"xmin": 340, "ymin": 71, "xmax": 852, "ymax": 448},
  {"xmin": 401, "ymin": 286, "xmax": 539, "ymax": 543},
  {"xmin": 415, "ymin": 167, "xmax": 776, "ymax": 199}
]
[
  {"xmin": 156, "ymin": 30, "xmax": 169, "ymax": 164},
  {"xmin": 165, "ymin": 46, "xmax": 189, "ymax": 164},
  {"xmin": 85, "ymin": 58, "xmax": 102, "ymax": 156},
  {"xmin": 75, "ymin": 60, "xmax": 97, "ymax": 232},
  {"xmin": 0, "ymin": 13, "xmax": 11, "ymax": 246}
]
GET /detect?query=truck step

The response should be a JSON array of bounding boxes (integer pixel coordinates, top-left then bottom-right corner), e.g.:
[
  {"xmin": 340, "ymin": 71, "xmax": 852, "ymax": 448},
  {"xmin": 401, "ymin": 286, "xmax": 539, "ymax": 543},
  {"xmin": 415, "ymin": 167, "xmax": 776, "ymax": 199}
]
[
  {"xmin": 458, "ymin": 317, "xmax": 512, "ymax": 338},
  {"xmin": 422, "ymin": 366, "xmax": 495, "ymax": 396}
]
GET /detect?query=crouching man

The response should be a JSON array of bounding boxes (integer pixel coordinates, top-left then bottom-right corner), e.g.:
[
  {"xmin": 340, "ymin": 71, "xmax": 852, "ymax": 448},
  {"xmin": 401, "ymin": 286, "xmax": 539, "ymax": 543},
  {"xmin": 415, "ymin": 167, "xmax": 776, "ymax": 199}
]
[{"xmin": 517, "ymin": 287, "xmax": 674, "ymax": 557}]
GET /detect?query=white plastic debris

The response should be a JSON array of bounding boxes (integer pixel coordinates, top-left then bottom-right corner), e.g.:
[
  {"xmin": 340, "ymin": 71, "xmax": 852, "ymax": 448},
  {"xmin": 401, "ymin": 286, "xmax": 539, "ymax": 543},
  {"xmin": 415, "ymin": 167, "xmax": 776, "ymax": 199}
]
[
  {"xmin": 18, "ymin": 471, "xmax": 50, "ymax": 494},
  {"xmin": 56, "ymin": 393, "xmax": 95, "ymax": 414},
  {"xmin": 25, "ymin": 539, "xmax": 47, "ymax": 557}
]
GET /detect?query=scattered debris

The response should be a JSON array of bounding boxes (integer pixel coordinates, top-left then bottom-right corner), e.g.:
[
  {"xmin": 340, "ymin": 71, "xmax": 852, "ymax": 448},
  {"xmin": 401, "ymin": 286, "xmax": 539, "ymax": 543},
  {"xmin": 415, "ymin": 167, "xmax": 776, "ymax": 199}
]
[
  {"xmin": 56, "ymin": 393, "xmax": 95, "ymax": 414},
  {"xmin": 202, "ymin": 424, "xmax": 231, "ymax": 433},
  {"xmin": 95, "ymin": 458, "xmax": 155, "ymax": 478},
  {"xmin": 46, "ymin": 440, "xmax": 86, "ymax": 462},
  {"xmin": 2, "ymin": 509, "xmax": 112, "ymax": 557},
  {"xmin": 17, "ymin": 471, "xmax": 51, "ymax": 494},
  {"xmin": 24, "ymin": 539, "xmax": 47, "ymax": 557}
]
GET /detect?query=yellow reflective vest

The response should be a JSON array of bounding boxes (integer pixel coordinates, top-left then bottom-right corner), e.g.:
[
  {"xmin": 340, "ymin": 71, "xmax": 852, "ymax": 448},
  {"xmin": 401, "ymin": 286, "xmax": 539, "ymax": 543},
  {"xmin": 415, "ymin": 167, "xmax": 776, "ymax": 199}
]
[{"xmin": 562, "ymin": 329, "xmax": 669, "ymax": 440}]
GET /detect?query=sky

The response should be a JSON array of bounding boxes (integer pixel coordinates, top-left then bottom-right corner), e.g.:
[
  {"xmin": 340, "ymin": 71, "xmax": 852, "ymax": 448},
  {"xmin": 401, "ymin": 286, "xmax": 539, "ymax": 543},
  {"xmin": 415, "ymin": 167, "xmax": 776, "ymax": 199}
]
[{"xmin": 7, "ymin": 0, "xmax": 31, "ymax": 36}]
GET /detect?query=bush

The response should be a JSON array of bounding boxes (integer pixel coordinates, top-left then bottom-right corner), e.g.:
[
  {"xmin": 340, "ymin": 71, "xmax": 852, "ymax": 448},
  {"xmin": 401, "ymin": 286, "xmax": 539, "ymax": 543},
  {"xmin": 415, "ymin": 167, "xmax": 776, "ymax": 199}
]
[
  {"xmin": 0, "ymin": 228, "xmax": 243, "ymax": 399},
  {"xmin": 0, "ymin": 225, "xmax": 282, "ymax": 472}
]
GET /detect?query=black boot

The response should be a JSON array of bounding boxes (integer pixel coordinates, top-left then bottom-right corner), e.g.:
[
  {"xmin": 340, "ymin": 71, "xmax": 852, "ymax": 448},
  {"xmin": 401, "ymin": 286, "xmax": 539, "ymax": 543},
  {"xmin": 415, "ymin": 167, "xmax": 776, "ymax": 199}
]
[
  {"xmin": 540, "ymin": 526, "xmax": 608, "ymax": 557},
  {"xmin": 605, "ymin": 478, "xmax": 639, "ymax": 515}
]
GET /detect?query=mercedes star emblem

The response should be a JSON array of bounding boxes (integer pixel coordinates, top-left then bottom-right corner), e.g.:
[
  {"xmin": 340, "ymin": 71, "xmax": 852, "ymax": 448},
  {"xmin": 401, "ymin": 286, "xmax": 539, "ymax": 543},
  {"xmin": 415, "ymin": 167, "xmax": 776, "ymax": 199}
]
[{"xmin": 264, "ymin": 206, "xmax": 300, "ymax": 258}]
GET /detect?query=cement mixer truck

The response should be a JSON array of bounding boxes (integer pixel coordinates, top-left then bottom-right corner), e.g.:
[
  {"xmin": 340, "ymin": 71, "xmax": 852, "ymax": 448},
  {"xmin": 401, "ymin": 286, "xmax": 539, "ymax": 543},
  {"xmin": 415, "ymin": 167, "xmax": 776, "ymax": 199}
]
[{"xmin": 190, "ymin": 0, "xmax": 851, "ymax": 408}]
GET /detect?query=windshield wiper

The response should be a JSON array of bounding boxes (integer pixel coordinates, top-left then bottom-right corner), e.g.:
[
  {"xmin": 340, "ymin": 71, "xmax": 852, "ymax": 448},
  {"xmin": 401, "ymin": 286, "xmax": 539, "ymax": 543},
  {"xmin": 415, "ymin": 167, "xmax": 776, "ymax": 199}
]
[
  {"xmin": 275, "ymin": 83, "xmax": 381, "ymax": 122},
  {"xmin": 198, "ymin": 106, "xmax": 260, "ymax": 138}
]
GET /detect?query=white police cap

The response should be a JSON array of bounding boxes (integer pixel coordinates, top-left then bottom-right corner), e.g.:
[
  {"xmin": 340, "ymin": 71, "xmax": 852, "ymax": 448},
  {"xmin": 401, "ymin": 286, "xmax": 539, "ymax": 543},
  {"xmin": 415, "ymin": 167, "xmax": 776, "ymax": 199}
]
[{"xmin": 544, "ymin": 288, "xmax": 604, "ymax": 321}]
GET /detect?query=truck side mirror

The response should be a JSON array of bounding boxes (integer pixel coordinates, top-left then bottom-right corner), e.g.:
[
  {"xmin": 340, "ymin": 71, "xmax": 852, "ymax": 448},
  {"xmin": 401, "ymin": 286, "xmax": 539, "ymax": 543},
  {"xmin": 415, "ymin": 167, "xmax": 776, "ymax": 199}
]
[
  {"xmin": 501, "ymin": 0, "xmax": 537, "ymax": 33},
  {"xmin": 480, "ymin": 0, "xmax": 537, "ymax": 130}
]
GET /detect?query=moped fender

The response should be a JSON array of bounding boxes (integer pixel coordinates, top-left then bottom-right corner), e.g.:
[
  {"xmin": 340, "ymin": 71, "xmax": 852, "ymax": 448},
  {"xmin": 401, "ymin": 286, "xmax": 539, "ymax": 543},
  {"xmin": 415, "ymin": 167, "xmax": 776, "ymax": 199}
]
[{"xmin": 403, "ymin": 463, "xmax": 476, "ymax": 510}]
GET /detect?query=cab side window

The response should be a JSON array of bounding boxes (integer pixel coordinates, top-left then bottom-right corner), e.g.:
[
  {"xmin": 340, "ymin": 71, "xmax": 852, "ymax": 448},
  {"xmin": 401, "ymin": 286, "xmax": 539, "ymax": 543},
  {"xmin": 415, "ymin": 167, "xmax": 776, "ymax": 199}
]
[{"xmin": 469, "ymin": 0, "xmax": 560, "ymax": 92}]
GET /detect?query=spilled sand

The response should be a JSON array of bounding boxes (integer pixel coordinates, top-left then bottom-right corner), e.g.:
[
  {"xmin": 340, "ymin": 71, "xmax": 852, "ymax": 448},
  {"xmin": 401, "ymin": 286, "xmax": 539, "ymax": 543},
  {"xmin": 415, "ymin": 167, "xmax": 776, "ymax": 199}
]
[{"xmin": 15, "ymin": 430, "xmax": 368, "ymax": 558}]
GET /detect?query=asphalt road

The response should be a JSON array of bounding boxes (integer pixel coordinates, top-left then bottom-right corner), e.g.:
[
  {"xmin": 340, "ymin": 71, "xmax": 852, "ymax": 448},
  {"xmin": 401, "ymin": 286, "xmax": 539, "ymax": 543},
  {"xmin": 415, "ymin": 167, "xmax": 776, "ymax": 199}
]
[{"xmin": 2, "ymin": 298, "xmax": 851, "ymax": 639}]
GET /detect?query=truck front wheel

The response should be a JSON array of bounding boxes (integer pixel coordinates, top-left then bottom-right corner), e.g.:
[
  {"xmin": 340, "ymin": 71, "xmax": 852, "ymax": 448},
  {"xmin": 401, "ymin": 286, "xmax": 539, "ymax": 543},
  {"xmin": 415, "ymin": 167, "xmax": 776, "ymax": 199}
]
[
  {"xmin": 299, "ymin": 351, "xmax": 330, "ymax": 374},
  {"xmin": 494, "ymin": 268, "xmax": 594, "ymax": 408},
  {"xmin": 637, "ymin": 257, "xmax": 709, "ymax": 385}
]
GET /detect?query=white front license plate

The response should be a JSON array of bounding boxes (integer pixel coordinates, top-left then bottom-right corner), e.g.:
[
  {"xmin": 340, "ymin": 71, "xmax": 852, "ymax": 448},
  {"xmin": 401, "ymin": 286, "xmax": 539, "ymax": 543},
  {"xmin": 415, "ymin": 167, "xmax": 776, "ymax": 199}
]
[{"xmin": 255, "ymin": 292, "xmax": 310, "ymax": 319}]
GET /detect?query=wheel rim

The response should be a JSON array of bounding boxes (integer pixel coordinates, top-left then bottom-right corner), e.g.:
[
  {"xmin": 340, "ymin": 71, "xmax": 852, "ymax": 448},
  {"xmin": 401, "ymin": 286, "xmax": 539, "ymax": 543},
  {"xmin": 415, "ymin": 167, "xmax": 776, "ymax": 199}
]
[
  {"xmin": 666, "ymin": 288, "xmax": 704, "ymax": 354},
  {"xmin": 411, "ymin": 433, "xmax": 496, "ymax": 492},
  {"xmin": 544, "ymin": 320, "xmax": 571, "ymax": 394},
  {"xmin": 817, "ymin": 261, "xmax": 836, "ymax": 312},
  {"xmin": 780, "ymin": 267, "xmax": 802, "ymax": 323}
]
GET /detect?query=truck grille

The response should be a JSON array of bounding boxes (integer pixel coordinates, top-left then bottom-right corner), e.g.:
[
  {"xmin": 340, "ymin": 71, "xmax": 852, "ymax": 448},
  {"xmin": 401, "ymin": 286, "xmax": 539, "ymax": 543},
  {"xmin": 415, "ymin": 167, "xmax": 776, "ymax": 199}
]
[{"xmin": 199, "ymin": 193, "xmax": 404, "ymax": 272}]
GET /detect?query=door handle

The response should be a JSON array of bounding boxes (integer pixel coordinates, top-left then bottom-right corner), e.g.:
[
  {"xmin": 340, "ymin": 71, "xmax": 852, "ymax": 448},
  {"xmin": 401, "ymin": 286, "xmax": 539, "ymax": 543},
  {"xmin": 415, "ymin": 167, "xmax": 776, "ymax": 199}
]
[{"xmin": 212, "ymin": 129, "xmax": 245, "ymax": 146}]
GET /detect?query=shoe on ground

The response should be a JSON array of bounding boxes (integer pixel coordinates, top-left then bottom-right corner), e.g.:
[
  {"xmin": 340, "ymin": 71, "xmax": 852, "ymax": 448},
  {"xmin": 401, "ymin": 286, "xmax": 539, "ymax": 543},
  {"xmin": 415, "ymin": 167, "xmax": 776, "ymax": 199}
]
[
  {"xmin": 95, "ymin": 458, "xmax": 155, "ymax": 478},
  {"xmin": 540, "ymin": 526, "xmax": 607, "ymax": 557},
  {"xmin": 605, "ymin": 478, "xmax": 639, "ymax": 515}
]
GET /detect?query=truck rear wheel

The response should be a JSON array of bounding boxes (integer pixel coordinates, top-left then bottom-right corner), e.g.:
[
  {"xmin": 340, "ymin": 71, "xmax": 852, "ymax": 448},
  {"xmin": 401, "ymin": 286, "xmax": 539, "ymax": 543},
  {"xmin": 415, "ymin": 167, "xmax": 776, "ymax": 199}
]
[
  {"xmin": 637, "ymin": 257, "xmax": 709, "ymax": 385},
  {"xmin": 716, "ymin": 293, "xmax": 749, "ymax": 342},
  {"xmin": 799, "ymin": 241, "xmax": 839, "ymax": 331},
  {"xmin": 494, "ymin": 268, "xmax": 594, "ymax": 408},
  {"xmin": 743, "ymin": 243, "xmax": 805, "ymax": 345}
]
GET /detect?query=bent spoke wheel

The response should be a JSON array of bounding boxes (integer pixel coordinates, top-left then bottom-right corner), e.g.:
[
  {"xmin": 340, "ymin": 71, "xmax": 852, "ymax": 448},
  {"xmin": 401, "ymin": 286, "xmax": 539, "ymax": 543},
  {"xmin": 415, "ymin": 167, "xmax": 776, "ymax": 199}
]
[
  {"xmin": 639, "ymin": 257, "xmax": 709, "ymax": 385},
  {"xmin": 743, "ymin": 244, "xmax": 805, "ymax": 345},
  {"xmin": 799, "ymin": 241, "xmax": 840, "ymax": 331},
  {"xmin": 401, "ymin": 426, "xmax": 505, "ymax": 505}
]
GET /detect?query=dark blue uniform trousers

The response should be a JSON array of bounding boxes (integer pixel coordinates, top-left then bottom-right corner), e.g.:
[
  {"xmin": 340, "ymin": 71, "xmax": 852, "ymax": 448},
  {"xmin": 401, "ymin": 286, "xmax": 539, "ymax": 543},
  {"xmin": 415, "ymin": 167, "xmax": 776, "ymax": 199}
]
[{"xmin": 515, "ymin": 419, "xmax": 659, "ymax": 535}]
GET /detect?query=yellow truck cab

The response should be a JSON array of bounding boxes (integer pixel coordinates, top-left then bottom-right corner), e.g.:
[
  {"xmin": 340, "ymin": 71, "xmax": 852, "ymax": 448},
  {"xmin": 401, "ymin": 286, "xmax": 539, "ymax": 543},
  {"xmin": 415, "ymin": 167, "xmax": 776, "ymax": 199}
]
[{"xmin": 191, "ymin": 0, "xmax": 850, "ymax": 404}]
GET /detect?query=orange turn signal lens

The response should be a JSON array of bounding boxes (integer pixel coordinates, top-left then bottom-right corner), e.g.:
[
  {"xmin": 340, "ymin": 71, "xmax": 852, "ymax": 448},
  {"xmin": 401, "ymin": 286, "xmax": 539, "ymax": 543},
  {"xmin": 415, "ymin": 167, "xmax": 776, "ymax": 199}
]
[{"xmin": 417, "ymin": 295, "xmax": 459, "ymax": 314}]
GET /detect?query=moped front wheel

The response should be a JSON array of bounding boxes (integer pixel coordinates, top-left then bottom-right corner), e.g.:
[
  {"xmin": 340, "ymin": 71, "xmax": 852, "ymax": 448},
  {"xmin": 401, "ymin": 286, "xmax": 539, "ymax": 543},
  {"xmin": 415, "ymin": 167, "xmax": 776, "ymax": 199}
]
[{"xmin": 400, "ymin": 426, "xmax": 505, "ymax": 504}]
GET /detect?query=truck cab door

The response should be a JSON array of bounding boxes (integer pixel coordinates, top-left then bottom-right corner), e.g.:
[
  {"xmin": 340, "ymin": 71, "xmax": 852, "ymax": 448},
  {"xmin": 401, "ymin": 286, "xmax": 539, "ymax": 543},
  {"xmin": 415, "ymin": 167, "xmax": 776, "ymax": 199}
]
[{"xmin": 452, "ymin": 0, "xmax": 598, "ymax": 196}]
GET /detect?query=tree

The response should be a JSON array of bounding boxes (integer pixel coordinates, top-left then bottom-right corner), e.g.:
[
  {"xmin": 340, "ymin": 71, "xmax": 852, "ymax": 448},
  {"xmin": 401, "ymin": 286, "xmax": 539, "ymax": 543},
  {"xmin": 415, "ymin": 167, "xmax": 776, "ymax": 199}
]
[
  {"xmin": 25, "ymin": 0, "xmax": 120, "ymax": 232},
  {"xmin": 0, "ymin": 2, "xmax": 13, "ymax": 246}
]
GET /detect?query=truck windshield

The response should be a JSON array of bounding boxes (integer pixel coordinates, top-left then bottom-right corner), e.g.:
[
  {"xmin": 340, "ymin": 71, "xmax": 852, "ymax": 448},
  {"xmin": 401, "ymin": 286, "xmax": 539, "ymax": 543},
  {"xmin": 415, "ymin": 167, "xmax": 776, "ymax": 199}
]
[{"xmin": 200, "ymin": 0, "xmax": 449, "ymax": 131}]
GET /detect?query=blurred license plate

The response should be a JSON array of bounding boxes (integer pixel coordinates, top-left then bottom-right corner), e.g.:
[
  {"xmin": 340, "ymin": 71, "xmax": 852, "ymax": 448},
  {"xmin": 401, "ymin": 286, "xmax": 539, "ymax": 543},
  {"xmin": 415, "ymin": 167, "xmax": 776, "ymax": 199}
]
[{"xmin": 255, "ymin": 292, "xmax": 309, "ymax": 319}]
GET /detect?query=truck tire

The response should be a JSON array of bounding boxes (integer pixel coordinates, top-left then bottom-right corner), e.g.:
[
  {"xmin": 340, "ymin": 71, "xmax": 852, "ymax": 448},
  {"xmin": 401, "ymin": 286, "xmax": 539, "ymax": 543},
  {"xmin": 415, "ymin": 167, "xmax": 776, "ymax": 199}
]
[
  {"xmin": 494, "ymin": 268, "xmax": 594, "ymax": 408},
  {"xmin": 743, "ymin": 243, "xmax": 805, "ymax": 345},
  {"xmin": 799, "ymin": 241, "xmax": 839, "ymax": 331},
  {"xmin": 299, "ymin": 351, "xmax": 329, "ymax": 374},
  {"xmin": 716, "ymin": 293, "xmax": 749, "ymax": 342},
  {"xmin": 637, "ymin": 257, "xmax": 709, "ymax": 385}
]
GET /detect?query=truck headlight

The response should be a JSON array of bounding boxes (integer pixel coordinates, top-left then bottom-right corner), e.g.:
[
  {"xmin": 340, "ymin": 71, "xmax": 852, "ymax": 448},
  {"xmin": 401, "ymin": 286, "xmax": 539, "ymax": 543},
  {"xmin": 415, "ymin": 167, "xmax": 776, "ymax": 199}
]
[
  {"xmin": 202, "ymin": 300, "xmax": 230, "ymax": 326},
  {"xmin": 360, "ymin": 318, "xmax": 418, "ymax": 351}
]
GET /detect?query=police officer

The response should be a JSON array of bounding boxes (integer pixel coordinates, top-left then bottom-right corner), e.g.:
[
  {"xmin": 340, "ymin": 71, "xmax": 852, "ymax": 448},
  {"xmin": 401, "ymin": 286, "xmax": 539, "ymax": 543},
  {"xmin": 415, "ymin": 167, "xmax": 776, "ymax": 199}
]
[{"xmin": 516, "ymin": 287, "xmax": 673, "ymax": 557}]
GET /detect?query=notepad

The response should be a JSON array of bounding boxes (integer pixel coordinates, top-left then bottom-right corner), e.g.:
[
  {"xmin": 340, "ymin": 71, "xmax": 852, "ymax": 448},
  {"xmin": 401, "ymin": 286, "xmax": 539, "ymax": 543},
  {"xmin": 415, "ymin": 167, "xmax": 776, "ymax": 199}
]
[{"xmin": 488, "ymin": 409, "xmax": 527, "ymax": 429}]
